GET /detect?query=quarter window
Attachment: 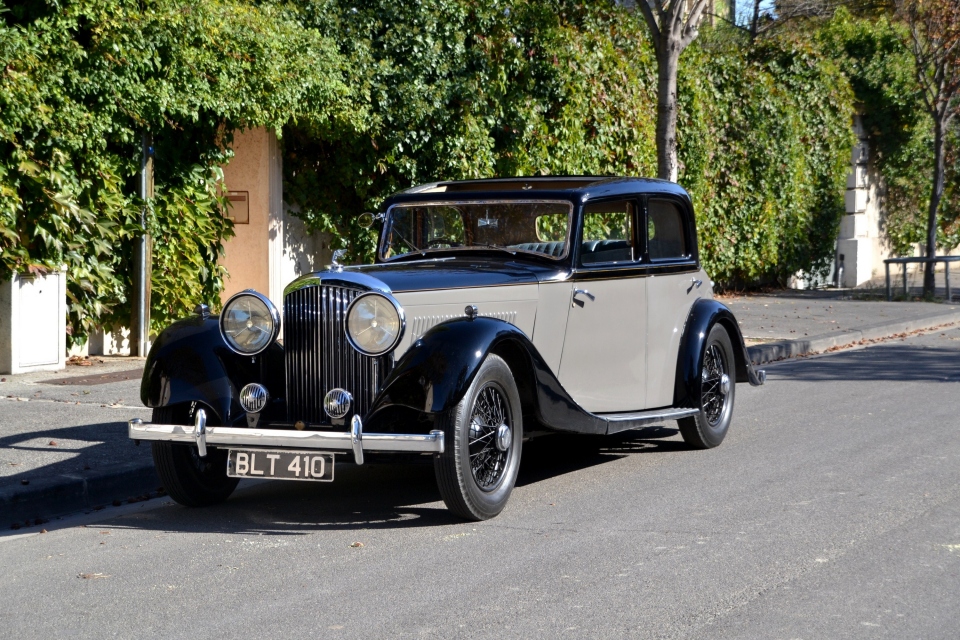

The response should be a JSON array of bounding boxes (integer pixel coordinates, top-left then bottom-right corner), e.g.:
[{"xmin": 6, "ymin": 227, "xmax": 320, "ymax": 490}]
[
  {"xmin": 647, "ymin": 200, "xmax": 687, "ymax": 260},
  {"xmin": 580, "ymin": 200, "xmax": 635, "ymax": 265}
]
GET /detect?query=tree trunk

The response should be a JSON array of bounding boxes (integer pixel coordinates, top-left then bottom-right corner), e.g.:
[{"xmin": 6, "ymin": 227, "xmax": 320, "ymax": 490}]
[
  {"xmin": 751, "ymin": 0, "xmax": 761, "ymax": 39},
  {"xmin": 655, "ymin": 45, "xmax": 680, "ymax": 182},
  {"xmin": 923, "ymin": 114, "xmax": 947, "ymax": 296}
]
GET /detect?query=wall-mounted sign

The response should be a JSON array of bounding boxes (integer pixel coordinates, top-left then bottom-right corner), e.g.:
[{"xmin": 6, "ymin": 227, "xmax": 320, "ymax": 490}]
[{"xmin": 226, "ymin": 191, "xmax": 249, "ymax": 224}]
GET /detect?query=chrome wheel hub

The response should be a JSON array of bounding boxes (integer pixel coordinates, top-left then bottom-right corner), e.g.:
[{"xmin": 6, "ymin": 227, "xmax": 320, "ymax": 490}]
[{"xmin": 495, "ymin": 423, "xmax": 512, "ymax": 452}]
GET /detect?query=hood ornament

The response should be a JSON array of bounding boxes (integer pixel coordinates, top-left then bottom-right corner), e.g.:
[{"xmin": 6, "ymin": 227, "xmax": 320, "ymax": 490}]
[{"xmin": 331, "ymin": 249, "xmax": 347, "ymax": 272}]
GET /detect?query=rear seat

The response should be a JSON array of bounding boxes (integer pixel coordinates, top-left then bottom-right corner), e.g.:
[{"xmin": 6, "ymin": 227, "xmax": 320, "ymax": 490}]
[
  {"xmin": 581, "ymin": 239, "xmax": 631, "ymax": 264},
  {"xmin": 509, "ymin": 239, "xmax": 631, "ymax": 262},
  {"xmin": 510, "ymin": 242, "xmax": 566, "ymax": 257}
]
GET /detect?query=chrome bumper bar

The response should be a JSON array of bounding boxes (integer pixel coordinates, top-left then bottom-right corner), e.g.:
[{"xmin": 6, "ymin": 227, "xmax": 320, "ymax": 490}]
[{"xmin": 129, "ymin": 409, "xmax": 444, "ymax": 466}]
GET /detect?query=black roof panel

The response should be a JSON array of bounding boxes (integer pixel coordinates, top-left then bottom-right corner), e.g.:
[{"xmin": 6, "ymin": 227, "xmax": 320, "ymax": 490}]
[{"xmin": 387, "ymin": 176, "xmax": 689, "ymax": 208}]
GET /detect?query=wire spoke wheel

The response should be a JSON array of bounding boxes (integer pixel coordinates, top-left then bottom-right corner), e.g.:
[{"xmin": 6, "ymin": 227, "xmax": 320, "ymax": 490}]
[
  {"xmin": 679, "ymin": 325, "xmax": 736, "ymax": 450},
  {"xmin": 701, "ymin": 344, "xmax": 727, "ymax": 426},
  {"xmin": 434, "ymin": 354, "xmax": 523, "ymax": 520},
  {"xmin": 468, "ymin": 383, "xmax": 511, "ymax": 490}
]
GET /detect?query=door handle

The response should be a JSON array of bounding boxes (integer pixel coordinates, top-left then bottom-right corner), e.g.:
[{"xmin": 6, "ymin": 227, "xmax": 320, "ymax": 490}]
[
  {"xmin": 572, "ymin": 288, "xmax": 595, "ymax": 308},
  {"xmin": 687, "ymin": 278, "xmax": 703, "ymax": 294}
]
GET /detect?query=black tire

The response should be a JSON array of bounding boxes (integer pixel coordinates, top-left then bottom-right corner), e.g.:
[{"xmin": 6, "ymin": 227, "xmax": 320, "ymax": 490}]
[
  {"xmin": 678, "ymin": 324, "xmax": 736, "ymax": 449},
  {"xmin": 434, "ymin": 354, "xmax": 523, "ymax": 521},
  {"xmin": 151, "ymin": 405, "xmax": 239, "ymax": 507}
]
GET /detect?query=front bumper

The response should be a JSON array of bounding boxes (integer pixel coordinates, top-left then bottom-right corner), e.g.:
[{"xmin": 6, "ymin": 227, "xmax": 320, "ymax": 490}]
[{"xmin": 129, "ymin": 409, "xmax": 444, "ymax": 466}]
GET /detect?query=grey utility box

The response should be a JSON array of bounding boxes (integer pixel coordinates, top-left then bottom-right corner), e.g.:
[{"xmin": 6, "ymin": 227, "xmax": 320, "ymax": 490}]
[{"xmin": 0, "ymin": 271, "xmax": 67, "ymax": 374}]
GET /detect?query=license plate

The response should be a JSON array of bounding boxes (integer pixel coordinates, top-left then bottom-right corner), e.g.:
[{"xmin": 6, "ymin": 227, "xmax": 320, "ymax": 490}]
[{"xmin": 227, "ymin": 449, "xmax": 335, "ymax": 482}]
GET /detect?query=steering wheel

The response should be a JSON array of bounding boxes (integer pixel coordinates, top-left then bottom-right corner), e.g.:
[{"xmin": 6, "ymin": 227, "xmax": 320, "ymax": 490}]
[{"xmin": 426, "ymin": 236, "xmax": 463, "ymax": 248}]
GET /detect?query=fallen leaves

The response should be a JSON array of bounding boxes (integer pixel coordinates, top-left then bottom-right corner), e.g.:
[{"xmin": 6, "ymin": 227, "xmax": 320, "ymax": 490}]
[
  {"xmin": 77, "ymin": 572, "xmax": 110, "ymax": 579},
  {"xmin": 349, "ymin": 541, "xmax": 364, "ymax": 548}
]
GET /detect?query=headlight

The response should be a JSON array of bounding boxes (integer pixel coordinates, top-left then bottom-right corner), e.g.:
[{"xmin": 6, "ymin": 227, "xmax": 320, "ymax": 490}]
[
  {"xmin": 219, "ymin": 290, "xmax": 280, "ymax": 355},
  {"xmin": 346, "ymin": 292, "xmax": 404, "ymax": 356}
]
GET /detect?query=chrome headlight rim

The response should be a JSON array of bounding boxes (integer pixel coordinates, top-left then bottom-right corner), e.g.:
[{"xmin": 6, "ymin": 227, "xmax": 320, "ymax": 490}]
[
  {"xmin": 219, "ymin": 290, "xmax": 281, "ymax": 356},
  {"xmin": 345, "ymin": 291, "xmax": 405, "ymax": 357}
]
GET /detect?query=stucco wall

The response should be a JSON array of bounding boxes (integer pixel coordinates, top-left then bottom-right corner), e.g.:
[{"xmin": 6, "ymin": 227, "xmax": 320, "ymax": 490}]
[{"xmin": 220, "ymin": 128, "xmax": 273, "ymax": 302}]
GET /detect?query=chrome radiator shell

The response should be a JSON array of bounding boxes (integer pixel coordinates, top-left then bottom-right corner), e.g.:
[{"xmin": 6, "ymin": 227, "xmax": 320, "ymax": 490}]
[{"xmin": 284, "ymin": 284, "xmax": 392, "ymax": 424}]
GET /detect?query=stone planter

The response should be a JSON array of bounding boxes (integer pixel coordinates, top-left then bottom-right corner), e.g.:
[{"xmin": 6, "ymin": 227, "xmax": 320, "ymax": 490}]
[{"xmin": 0, "ymin": 271, "xmax": 67, "ymax": 374}]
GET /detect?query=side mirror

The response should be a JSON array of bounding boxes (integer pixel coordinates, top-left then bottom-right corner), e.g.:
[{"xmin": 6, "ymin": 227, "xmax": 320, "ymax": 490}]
[{"xmin": 359, "ymin": 212, "xmax": 383, "ymax": 229}]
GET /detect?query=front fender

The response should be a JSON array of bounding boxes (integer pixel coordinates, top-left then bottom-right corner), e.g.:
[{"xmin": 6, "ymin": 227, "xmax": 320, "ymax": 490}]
[
  {"xmin": 140, "ymin": 315, "xmax": 285, "ymax": 424},
  {"xmin": 674, "ymin": 298, "xmax": 763, "ymax": 410},
  {"xmin": 367, "ymin": 317, "xmax": 606, "ymax": 435}
]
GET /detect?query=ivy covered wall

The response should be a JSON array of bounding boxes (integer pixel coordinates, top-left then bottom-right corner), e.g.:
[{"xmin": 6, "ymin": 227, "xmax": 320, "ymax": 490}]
[{"xmin": 4, "ymin": 0, "xmax": 937, "ymax": 346}]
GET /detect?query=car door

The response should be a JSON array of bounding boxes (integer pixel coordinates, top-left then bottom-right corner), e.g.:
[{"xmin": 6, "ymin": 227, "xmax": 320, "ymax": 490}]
[
  {"xmin": 558, "ymin": 198, "xmax": 647, "ymax": 413},
  {"xmin": 644, "ymin": 197, "xmax": 706, "ymax": 407}
]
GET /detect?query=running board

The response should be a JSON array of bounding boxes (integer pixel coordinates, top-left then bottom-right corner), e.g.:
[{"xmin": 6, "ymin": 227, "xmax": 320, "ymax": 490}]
[{"xmin": 597, "ymin": 407, "xmax": 699, "ymax": 435}]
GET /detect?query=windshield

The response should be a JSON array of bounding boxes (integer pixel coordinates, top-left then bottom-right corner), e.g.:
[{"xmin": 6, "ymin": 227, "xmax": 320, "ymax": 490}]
[{"xmin": 381, "ymin": 200, "xmax": 573, "ymax": 261}]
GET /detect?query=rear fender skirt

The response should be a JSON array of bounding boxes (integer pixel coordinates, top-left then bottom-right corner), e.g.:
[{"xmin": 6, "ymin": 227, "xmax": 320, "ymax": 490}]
[
  {"xmin": 367, "ymin": 317, "xmax": 608, "ymax": 435},
  {"xmin": 673, "ymin": 298, "xmax": 763, "ymax": 410},
  {"xmin": 140, "ymin": 315, "xmax": 285, "ymax": 425}
]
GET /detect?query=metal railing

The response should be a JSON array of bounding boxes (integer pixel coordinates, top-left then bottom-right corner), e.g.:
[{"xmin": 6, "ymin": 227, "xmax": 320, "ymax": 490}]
[{"xmin": 884, "ymin": 256, "xmax": 960, "ymax": 302}]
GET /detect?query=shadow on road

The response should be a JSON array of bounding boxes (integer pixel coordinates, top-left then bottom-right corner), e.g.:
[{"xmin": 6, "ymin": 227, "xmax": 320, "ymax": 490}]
[
  {"xmin": 766, "ymin": 344, "xmax": 960, "ymax": 382},
  {"xmin": 0, "ymin": 421, "xmax": 153, "ymax": 490},
  {"xmin": 101, "ymin": 425, "xmax": 687, "ymax": 535}
]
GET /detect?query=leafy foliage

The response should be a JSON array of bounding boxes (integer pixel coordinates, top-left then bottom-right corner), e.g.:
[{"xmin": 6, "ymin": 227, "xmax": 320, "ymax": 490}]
[
  {"xmin": 2, "ymin": 0, "xmax": 869, "ymax": 343},
  {"xmin": 820, "ymin": 8, "xmax": 960, "ymax": 256},
  {"xmin": 0, "ymin": 0, "xmax": 346, "ymax": 344},
  {"xmin": 286, "ymin": 1, "xmax": 853, "ymax": 286},
  {"xmin": 680, "ymin": 30, "xmax": 854, "ymax": 283}
]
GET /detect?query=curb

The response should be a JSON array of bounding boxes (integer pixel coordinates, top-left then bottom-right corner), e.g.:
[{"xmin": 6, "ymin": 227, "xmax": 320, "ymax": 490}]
[
  {"xmin": 1, "ymin": 460, "xmax": 160, "ymax": 526},
  {"xmin": 746, "ymin": 310, "xmax": 960, "ymax": 366}
]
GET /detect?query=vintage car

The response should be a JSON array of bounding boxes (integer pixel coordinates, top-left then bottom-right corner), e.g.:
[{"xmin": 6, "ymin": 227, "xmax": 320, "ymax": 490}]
[{"xmin": 129, "ymin": 177, "xmax": 765, "ymax": 520}]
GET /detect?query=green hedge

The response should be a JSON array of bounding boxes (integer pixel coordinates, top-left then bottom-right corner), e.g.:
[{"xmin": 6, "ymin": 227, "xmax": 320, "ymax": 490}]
[
  {"xmin": 286, "ymin": 1, "xmax": 854, "ymax": 285},
  {"xmin": 2, "ymin": 0, "xmax": 867, "ymax": 345}
]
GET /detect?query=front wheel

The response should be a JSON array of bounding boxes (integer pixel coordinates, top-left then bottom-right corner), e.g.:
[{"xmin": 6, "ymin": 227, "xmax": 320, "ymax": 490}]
[
  {"xmin": 151, "ymin": 405, "xmax": 239, "ymax": 507},
  {"xmin": 434, "ymin": 354, "xmax": 523, "ymax": 521},
  {"xmin": 678, "ymin": 324, "xmax": 736, "ymax": 449}
]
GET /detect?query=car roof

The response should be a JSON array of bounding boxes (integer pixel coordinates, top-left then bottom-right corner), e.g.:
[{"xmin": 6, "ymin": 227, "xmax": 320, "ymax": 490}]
[{"xmin": 386, "ymin": 176, "xmax": 690, "ymax": 207}]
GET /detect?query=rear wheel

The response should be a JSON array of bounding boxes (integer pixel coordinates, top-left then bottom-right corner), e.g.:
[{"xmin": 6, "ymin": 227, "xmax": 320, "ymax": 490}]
[
  {"xmin": 434, "ymin": 354, "xmax": 523, "ymax": 521},
  {"xmin": 151, "ymin": 405, "xmax": 238, "ymax": 507},
  {"xmin": 678, "ymin": 324, "xmax": 736, "ymax": 449}
]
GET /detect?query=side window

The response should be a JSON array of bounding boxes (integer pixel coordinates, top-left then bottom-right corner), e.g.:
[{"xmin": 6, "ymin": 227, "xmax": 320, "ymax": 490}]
[
  {"xmin": 647, "ymin": 199, "xmax": 687, "ymax": 260},
  {"xmin": 580, "ymin": 200, "xmax": 635, "ymax": 265}
]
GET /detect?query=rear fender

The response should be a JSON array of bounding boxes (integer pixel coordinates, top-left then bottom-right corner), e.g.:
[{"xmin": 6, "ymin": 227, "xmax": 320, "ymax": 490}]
[{"xmin": 673, "ymin": 298, "xmax": 762, "ymax": 409}]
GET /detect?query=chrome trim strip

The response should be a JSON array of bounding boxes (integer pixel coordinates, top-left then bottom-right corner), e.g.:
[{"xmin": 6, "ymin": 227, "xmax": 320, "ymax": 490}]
[
  {"xmin": 129, "ymin": 419, "xmax": 445, "ymax": 455},
  {"xmin": 599, "ymin": 407, "xmax": 699, "ymax": 435},
  {"xmin": 284, "ymin": 271, "xmax": 392, "ymax": 297},
  {"xmin": 599, "ymin": 407, "xmax": 699, "ymax": 422}
]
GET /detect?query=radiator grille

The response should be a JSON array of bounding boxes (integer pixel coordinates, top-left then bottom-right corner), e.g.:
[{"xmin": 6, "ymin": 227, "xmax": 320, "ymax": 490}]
[{"xmin": 284, "ymin": 285, "xmax": 392, "ymax": 425}]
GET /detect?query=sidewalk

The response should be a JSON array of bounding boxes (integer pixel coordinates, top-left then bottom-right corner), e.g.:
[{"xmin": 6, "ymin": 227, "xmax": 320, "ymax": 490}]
[
  {"xmin": 725, "ymin": 290, "xmax": 960, "ymax": 364},
  {"xmin": 3, "ymin": 293, "xmax": 960, "ymax": 527},
  {"xmin": 0, "ymin": 358, "xmax": 156, "ymax": 527}
]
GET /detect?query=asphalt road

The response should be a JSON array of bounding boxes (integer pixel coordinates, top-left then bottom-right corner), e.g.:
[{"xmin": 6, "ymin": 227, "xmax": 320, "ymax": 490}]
[{"xmin": 2, "ymin": 328, "xmax": 959, "ymax": 639}]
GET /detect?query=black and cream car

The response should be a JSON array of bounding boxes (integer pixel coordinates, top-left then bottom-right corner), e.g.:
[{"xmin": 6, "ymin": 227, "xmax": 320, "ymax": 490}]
[{"xmin": 130, "ymin": 177, "xmax": 765, "ymax": 520}]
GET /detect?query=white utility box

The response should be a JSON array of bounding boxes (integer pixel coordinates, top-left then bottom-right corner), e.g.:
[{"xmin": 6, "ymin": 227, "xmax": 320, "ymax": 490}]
[{"xmin": 0, "ymin": 271, "xmax": 67, "ymax": 374}]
